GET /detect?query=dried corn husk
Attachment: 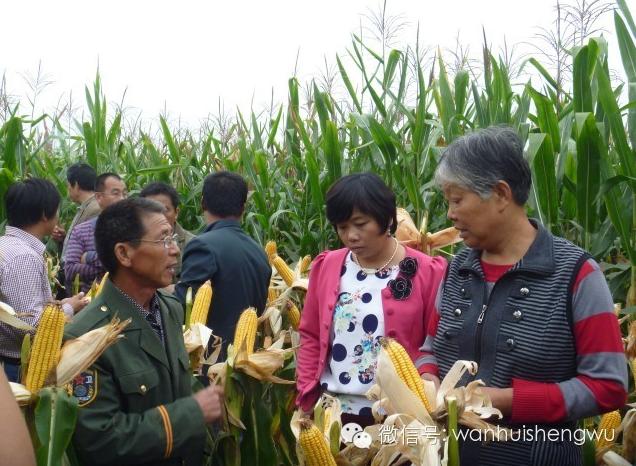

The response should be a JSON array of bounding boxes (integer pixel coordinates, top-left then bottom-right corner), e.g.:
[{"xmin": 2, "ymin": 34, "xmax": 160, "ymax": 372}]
[
  {"xmin": 364, "ymin": 354, "xmax": 509, "ymax": 465},
  {"xmin": 56, "ymin": 317, "xmax": 131, "ymax": 386},
  {"xmin": 9, "ymin": 382, "xmax": 32, "ymax": 406},
  {"xmin": 395, "ymin": 208, "xmax": 462, "ymax": 254},
  {"xmin": 602, "ymin": 451, "xmax": 631, "ymax": 466},
  {"xmin": 0, "ymin": 301, "xmax": 34, "ymax": 331},
  {"xmin": 209, "ymin": 333, "xmax": 295, "ymax": 385},
  {"xmin": 626, "ymin": 321, "xmax": 636, "ymax": 358},
  {"xmin": 183, "ymin": 323, "xmax": 213, "ymax": 354}
]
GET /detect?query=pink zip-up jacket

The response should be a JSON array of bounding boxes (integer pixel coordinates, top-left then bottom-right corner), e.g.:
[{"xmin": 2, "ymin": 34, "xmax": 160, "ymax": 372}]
[{"xmin": 295, "ymin": 246, "xmax": 447, "ymax": 412}]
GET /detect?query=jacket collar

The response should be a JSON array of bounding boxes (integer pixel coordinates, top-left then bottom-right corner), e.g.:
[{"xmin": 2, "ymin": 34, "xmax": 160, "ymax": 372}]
[
  {"xmin": 203, "ymin": 218, "xmax": 241, "ymax": 233},
  {"xmin": 99, "ymin": 279, "xmax": 169, "ymax": 368},
  {"xmin": 458, "ymin": 219, "xmax": 555, "ymax": 276}
]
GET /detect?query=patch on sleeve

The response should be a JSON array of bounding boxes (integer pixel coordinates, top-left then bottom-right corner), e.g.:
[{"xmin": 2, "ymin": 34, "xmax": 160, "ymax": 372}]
[{"xmin": 68, "ymin": 370, "xmax": 98, "ymax": 407}]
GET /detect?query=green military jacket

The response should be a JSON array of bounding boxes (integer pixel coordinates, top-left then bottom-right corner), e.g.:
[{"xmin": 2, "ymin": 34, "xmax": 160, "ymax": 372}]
[{"xmin": 64, "ymin": 279, "xmax": 206, "ymax": 466}]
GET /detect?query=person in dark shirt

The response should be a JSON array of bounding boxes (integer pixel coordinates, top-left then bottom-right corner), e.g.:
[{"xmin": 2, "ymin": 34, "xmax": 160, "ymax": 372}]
[{"xmin": 175, "ymin": 171, "xmax": 271, "ymax": 358}]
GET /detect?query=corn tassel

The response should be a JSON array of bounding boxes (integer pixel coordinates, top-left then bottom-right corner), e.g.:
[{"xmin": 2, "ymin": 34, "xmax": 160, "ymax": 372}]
[
  {"xmin": 190, "ymin": 280, "xmax": 213, "ymax": 326},
  {"xmin": 233, "ymin": 308, "xmax": 257, "ymax": 355},
  {"xmin": 298, "ymin": 418, "xmax": 337, "ymax": 466},
  {"xmin": 25, "ymin": 304, "xmax": 65, "ymax": 392},
  {"xmin": 286, "ymin": 301, "xmax": 301, "ymax": 330},
  {"xmin": 381, "ymin": 338, "xmax": 433, "ymax": 413},
  {"xmin": 596, "ymin": 410, "xmax": 621, "ymax": 450}
]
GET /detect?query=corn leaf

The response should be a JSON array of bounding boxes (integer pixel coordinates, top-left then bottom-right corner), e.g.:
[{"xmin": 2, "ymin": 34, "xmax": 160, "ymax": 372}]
[{"xmin": 35, "ymin": 387, "xmax": 78, "ymax": 466}]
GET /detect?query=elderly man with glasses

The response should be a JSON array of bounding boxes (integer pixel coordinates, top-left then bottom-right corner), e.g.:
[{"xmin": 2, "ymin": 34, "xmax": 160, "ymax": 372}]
[
  {"xmin": 64, "ymin": 172, "xmax": 127, "ymax": 293},
  {"xmin": 65, "ymin": 197, "xmax": 223, "ymax": 466}
]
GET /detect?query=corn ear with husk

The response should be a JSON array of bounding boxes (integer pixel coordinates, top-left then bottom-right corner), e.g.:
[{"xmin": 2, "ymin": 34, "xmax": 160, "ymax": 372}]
[
  {"xmin": 286, "ymin": 300, "xmax": 301, "ymax": 330},
  {"xmin": 313, "ymin": 394, "xmax": 342, "ymax": 456},
  {"xmin": 56, "ymin": 317, "xmax": 132, "ymax": 386},
  {"xmin": 233, "ymin": 308, "xmax": 258, "ymax": 355},
  {"xmin": 265, "ymin": 240, "xmax": 302, "ymax": 288},
  {"xmin": 596, "ymin": 410, "xmax": 621, "ymax": 451},
  {"xmin": 298, "ymin": 418, "xmax": 337, "ymax": 466},
  {"xmin": 380, "ymin": 337, "xmax": 433, "ymax": 413},
  {"xmin": 24, "ymin": 303, "xmax": 65, "ymax": 393},
  {"xmin": 365, "ymin": 354, "xmax": 507, "ymax": 465},
  {"xmin": 210, "ymin": 332, "xmax": 295, "ymax": 385},
  {"xmin": 299, "ymin": 255, "xmax": 312, "ymax": 275},
  {"xmin": 190, "ymin": 280, "xmax": 213, "ymax": 326}
]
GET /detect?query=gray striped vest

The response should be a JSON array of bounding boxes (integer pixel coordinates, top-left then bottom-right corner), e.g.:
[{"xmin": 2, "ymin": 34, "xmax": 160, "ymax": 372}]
[{"xmin": 433, "ymin": 221, "xmax": 587, "ymax": 466}]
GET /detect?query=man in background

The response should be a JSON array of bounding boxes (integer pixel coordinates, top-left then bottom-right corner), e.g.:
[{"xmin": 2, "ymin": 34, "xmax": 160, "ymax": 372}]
[
  {"xmin": 64, "ymin": 173, "xmax": 127, "ymax": 293},
  {"xmin": 140, "ymin": 182, "xmax": 194, "ymax": 285},
  {"xmin": 53, "ymin": 163, "xmax": 100, "ymax": 298},
  {"xmin": 175, "ymin": 171, "xmax": 271, "ymax": 358},
  {"xmin": 0, "ymin": 178, "xmax": 88, "ymax": 381}
]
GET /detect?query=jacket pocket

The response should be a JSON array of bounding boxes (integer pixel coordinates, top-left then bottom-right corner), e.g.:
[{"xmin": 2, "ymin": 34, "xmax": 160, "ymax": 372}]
[{"xmin": 118, "ymin": 368, "xmax": 160, "ymax": 396}]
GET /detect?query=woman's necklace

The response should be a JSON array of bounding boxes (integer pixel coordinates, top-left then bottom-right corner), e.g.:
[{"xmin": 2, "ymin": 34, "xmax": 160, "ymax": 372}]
[{"xmin": 352, "ymin": 237, "xmax": 399, "ymax": 274}]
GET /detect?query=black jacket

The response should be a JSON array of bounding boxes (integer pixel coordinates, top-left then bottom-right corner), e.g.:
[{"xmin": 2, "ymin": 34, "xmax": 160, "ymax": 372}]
[{"xmin": 175, "ymin": 219, "xmax": 271, "ymax": 355}]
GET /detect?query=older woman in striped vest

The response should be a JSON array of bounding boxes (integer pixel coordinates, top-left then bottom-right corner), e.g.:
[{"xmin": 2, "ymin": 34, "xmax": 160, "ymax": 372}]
[{"xmin": 421, "ymin": 126, "xmax": 627, "ymax": 466}]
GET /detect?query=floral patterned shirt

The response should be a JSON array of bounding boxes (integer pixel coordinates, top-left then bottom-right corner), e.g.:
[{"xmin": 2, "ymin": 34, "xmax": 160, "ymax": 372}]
[{"xmin": 319, "ymin": 252, "xmax": 399, "ymax": 415}]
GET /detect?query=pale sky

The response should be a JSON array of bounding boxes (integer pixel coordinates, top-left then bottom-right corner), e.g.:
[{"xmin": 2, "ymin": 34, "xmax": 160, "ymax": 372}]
[{"xmin": 0, "ymin": 0, "xmax": 628, "ymax": 128}]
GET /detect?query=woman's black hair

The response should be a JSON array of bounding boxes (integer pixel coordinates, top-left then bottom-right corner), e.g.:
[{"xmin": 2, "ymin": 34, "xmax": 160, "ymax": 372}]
[{"xmin": 325, "ymin": 172, "xmax": 397, "ymax": 234}]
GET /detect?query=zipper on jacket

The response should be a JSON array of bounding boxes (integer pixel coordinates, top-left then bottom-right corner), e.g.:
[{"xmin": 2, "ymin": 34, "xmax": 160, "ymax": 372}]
[
  {"xmin": 477, "ymin": 304, "xmax": 487, "ymax": 324},
  {"xmin": 474, "ymin": 303, "xmax": 487, "ymax": 365},
  {"xmin": 472, "ymin": 268, "xmax": 516, "ymax": 368}
]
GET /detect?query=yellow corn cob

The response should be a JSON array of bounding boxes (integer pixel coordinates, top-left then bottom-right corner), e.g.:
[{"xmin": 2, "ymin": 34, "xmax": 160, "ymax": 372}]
[
  {"xmin": 631, "ymin": 359, "xmax": 636, "ymax": 386},
  {"xmin": 25, "ymin": 304, "xmax": 65, "ymax": 392},
  {"xmin": 272, "ymin": 256, "xmax": 295, "ymax": 287},
  {"xmin": 95, "ymin": 272, "xmax": 109, "ymax": 297},
  {"xmin": 190, "ymin": 280, "xmax": 213, "ymax": 325},
  {"xmin": 286, "ymin": 301, "xmax": 301, "ymax": 330},
  {"xmin": 299, "ymin": 255, "xmax": 312, "ymax": 275},
  {"xmin": 381, "ymin": 338, "xmax": 433, "ymax": 413},
  {"xmin": 267, "ymin": 286, "xmax": 279, "ymax": 306},
  {"xmin": 299, "ymin": 419, "xmax": 337, "ymax": 466},
  {"xmin": 322, "ymin": 409, "xmax": 332, "ymax": 435},
  {"xmin": 264, "ymin": 240, "xmax": 277, "ymax": 260},
  {"xmin": 265, "ymin": 241, "xmax": 296, "ymax": 286},
  {"xmin": 233, "ymin": 308, "xmax": 257, "ymax": 355},
  {"xmin": 596, "ymin": 410, "xmax": 621, "ymax": 450}
]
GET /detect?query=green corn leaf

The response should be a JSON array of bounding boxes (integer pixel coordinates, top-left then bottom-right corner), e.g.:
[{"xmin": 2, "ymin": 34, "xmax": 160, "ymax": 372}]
[
  {"xmin": 527, "ymin": 85, "xmax": 561, "ymax": 153},
  {"xmin": 35, "ymin": 387, "xmax": 79, "ymax": 466},
  {"xmin": 527, "ymin": 133, "xmax": 558, "ymax": 231},
  {"xmin": 336, "ymin": 54, "xmax": 362, "ymax": 113},
  {"xmin": 575, "ymin": 113, "xmax": 603, "ymax": 234}
]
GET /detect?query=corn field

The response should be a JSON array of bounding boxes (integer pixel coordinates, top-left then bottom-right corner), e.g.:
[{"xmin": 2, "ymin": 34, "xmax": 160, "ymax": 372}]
[{"xmin": 4, "ymin": 0, "xmax": 636, "ymax": 464}]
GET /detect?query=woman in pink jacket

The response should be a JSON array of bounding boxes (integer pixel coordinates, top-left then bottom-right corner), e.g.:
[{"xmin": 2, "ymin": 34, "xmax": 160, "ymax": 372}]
[{"xmin": 296, "ymin": 173, "xmax": 446, "ymax": 426}]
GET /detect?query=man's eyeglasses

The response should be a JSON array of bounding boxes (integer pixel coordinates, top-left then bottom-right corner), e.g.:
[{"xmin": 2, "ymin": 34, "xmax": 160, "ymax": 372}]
[
  {"xmin": 136, "ymin": 233, "xmax": 180, "ymax": 249},
  {"xmin": 96, "ymin": 190, "xmax": 128, "ymax": 198}
]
